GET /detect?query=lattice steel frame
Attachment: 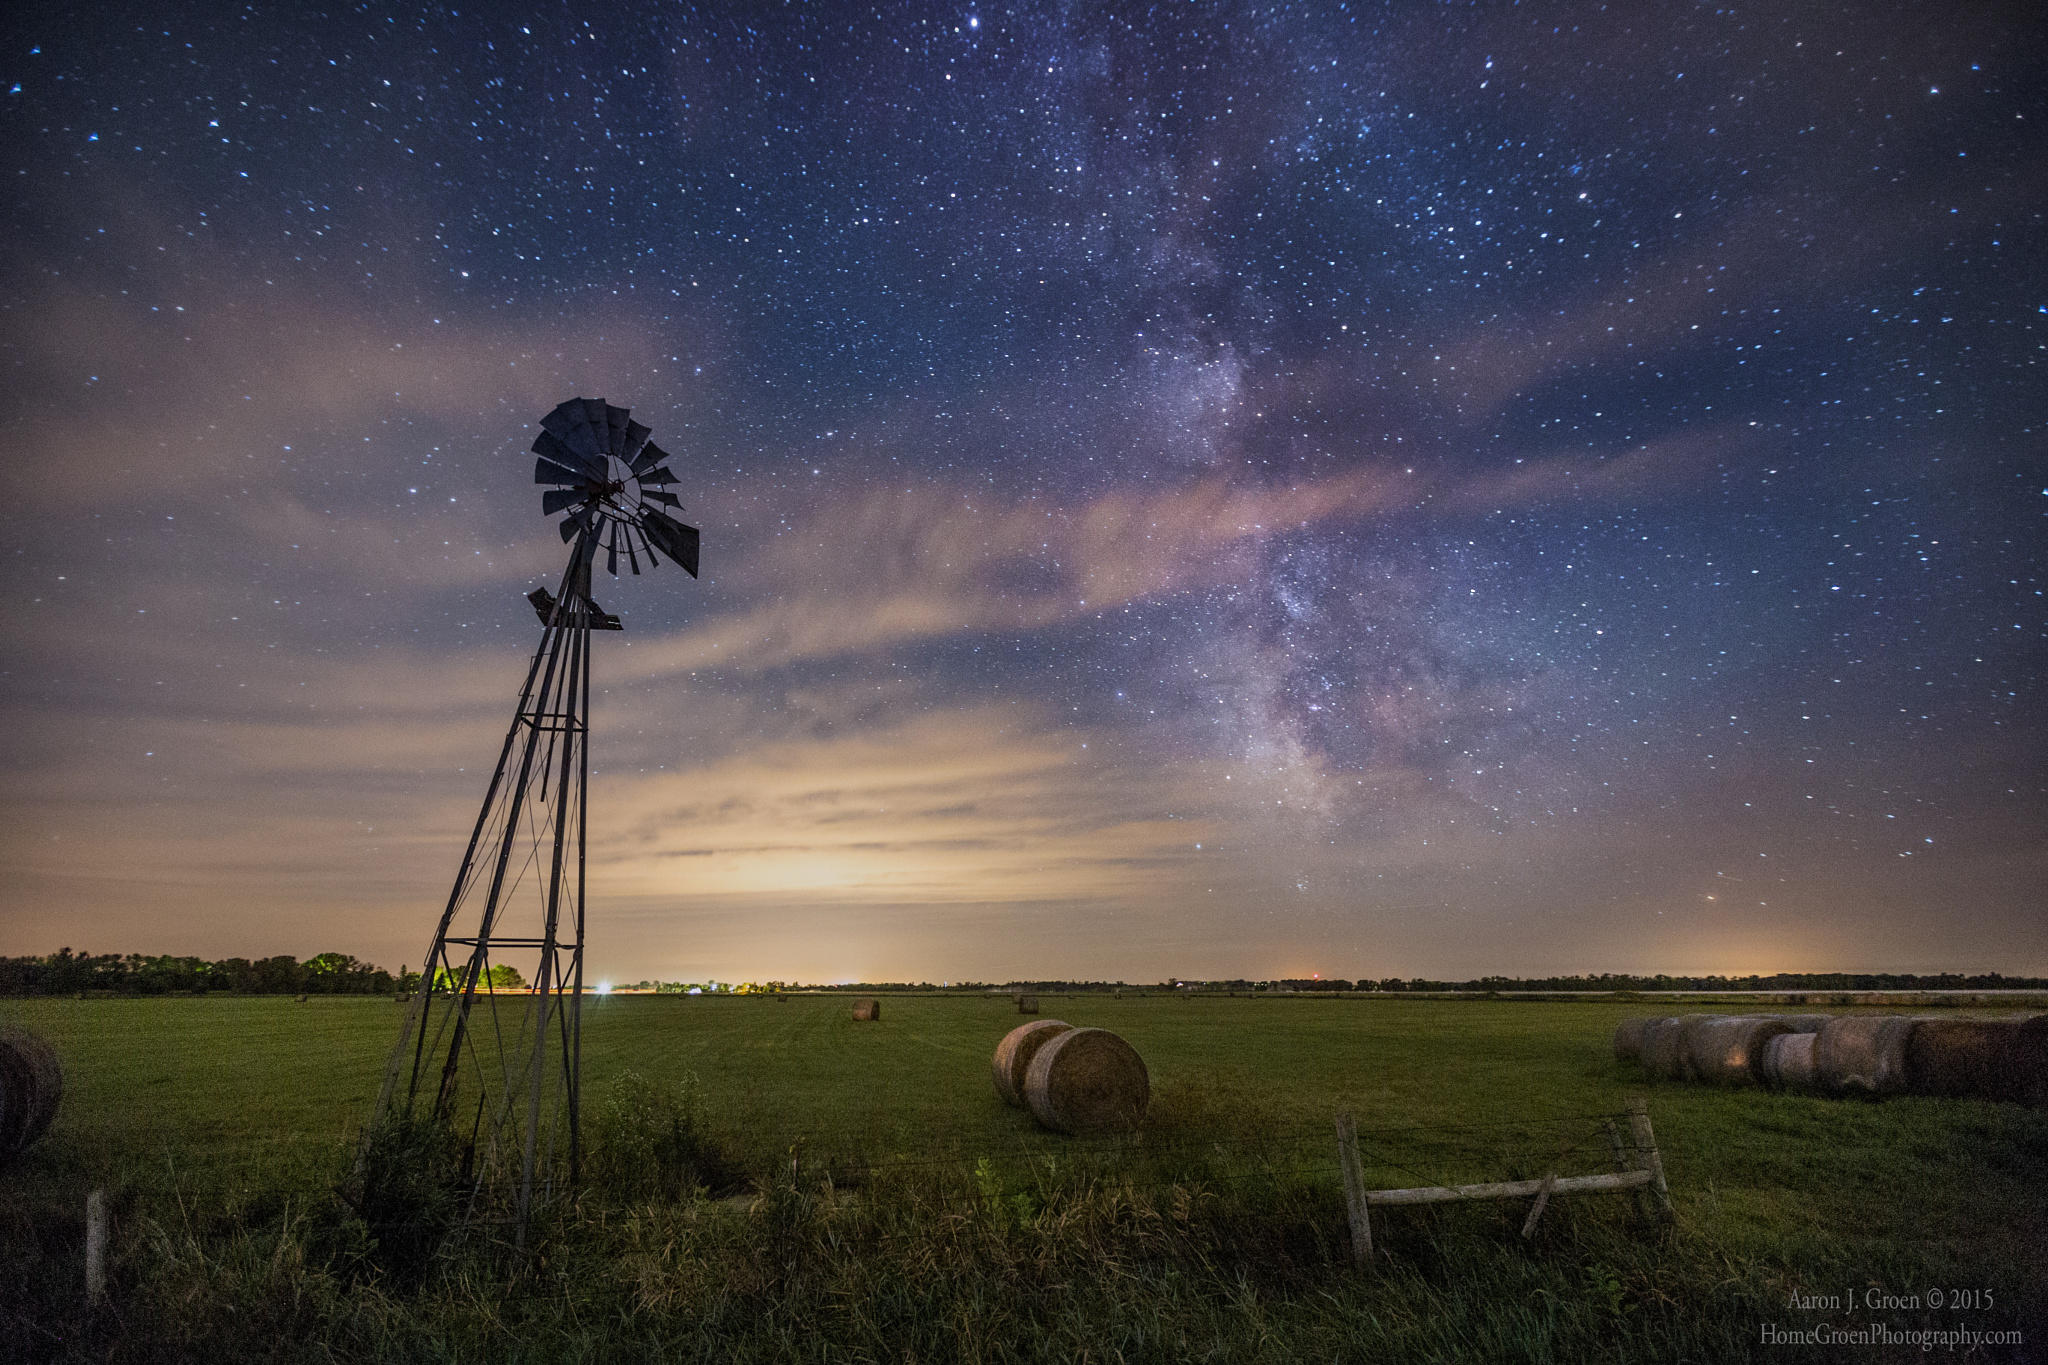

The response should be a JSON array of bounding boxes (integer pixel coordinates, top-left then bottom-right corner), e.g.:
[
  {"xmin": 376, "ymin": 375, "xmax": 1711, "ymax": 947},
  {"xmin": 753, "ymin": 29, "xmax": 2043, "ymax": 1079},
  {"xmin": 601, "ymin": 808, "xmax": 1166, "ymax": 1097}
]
[{"xmin": 370, "ymin": 532, "xmax": 602, "ymax": 1240}]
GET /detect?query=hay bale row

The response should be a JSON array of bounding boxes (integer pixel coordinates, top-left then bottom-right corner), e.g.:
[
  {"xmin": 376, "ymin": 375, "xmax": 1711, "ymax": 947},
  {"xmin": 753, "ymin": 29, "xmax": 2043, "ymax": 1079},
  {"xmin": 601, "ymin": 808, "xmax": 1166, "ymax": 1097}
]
[
  {"xmin": 1686, "ymin": 1016, "xmax": 1798, "ymax": 1085},
  {"xmin": 1620, "ymin": 1014, "xmax": 1831, "ymax": 1084},
  {"xmin": 0, "ymin": 1028, "xmax": 63, "ymax": 1162},
  {"xmin": 991, "ymin": 1019, "xmax": 1071, "ymax": 1107},
  {"xmin": 1621, "ymin": 1013, "xmax": 2048, "ymax": 1104}
]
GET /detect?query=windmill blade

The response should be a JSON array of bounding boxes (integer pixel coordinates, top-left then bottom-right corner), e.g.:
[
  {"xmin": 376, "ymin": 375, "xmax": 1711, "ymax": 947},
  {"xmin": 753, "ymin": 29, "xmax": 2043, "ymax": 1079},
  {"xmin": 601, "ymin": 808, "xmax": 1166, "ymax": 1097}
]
[
  {"xmin": 623, "ymin": 524, "xmax": 642, "ymax": 574},
  {"xmin": 629, "ymin": 439, "xmax": 671, "ymax": 475},
  {"xmin": 559, "ymin": 417, "xmax": 605, "ymax": 464},
  {"xmin": 605, "ymin": 523, "xmax": 620, "ymax": 576},
  {"xmin": 637, "ymin": 464, "xmax": 678, "ymax": 487},
  {"xmin": 547, "ymin": 399, "xmax": 606, "ymax": 463},
  {"xmin": 534, "ymin": 454, "xmax": 588, "ymax": 487},
  {"xmin": 641, "ymin": 509, "xmax": 701, "ymax": 577},
  {"xmin": 669, "ymin": 523, "xmax": 701, "ymax": 578},
  {"xmin": 622, "ymin": 420, "xmax": 651, "ymax": 463},
  {"xmin": 542, "ymin": 488, "xmax": 588, "ymax": 516},
  {"xmin": 538, "ymin": 401, "xmax": 584, "ymax": 440},
  {"xmin": 581, "ymin": 398, "xmax": 609, "ymax": 430},
  {"xmin": 560, "ymin": 507, "xmax": 599, "ymax": 544},
  {"xmin": 604, "ymin": 404, "xmax": 630, "ymax": 457},
  {"xmin": 533, "ymin": 431, "xmax": 604, "ymax": 480},
  {"xmin": 641, "ymin": 488, "xmax": 681, "ymax": 509}
]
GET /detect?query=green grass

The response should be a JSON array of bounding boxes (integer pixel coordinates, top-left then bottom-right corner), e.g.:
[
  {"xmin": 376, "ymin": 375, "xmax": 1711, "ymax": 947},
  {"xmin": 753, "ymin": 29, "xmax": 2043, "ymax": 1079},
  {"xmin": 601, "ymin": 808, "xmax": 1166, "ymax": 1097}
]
[{"xmin": 3, "ymin": 994, "xmax": 2042, "ymax": 1361}]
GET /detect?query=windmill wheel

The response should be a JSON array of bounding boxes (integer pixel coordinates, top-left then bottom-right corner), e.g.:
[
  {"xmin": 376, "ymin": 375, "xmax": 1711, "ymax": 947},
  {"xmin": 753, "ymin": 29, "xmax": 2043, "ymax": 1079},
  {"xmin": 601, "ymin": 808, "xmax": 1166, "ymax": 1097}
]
[{"xmin": 532, "ymin": 396, "xmax": 700, "ymax": 577}]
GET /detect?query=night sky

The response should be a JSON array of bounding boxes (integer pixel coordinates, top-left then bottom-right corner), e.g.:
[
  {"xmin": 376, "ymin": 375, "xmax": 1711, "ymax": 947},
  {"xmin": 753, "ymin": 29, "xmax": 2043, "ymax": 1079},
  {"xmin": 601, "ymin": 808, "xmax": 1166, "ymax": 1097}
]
[{"xmin": 3, "ymin": 2, "xmax": 2042, "ymax": 983}]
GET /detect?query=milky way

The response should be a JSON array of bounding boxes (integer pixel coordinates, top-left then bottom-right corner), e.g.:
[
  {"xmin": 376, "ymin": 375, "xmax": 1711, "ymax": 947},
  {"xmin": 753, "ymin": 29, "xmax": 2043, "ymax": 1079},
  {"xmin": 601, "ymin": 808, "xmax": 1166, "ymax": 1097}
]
[{"xmin": 2, "ymin": 3, "xmax": 2042, "ymax": 980}]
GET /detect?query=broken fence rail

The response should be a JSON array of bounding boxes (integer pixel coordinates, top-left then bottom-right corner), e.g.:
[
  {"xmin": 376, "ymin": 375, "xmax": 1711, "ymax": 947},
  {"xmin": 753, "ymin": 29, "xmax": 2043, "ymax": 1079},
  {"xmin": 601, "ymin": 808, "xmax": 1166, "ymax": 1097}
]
[{"xmin": 1335, "ymin": 1096, "xmax": 1673, "ymax": 1266}]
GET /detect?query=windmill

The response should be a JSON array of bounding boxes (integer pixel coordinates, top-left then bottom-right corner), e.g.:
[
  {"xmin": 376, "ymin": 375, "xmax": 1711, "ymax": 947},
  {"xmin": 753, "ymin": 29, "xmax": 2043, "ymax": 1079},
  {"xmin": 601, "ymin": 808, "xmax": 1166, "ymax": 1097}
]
[{"xmin": 368, "ymin": 397, "xmax": 698, "ymax": 1241}]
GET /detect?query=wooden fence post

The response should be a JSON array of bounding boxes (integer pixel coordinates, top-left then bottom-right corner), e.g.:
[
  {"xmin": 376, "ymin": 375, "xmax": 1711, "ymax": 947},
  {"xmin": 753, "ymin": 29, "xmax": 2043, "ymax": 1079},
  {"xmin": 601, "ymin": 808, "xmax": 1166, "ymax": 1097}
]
[
  {"xmin": 1625, "ymin": 1097, "xmax": 1674, "ymax": 1221},
  {"xmin": 1335, "ymin": 1112, "xmax": 1373, "ymax": 1266},
  {"xmin": 85, "ymin": 1189, "xmax": 107, "ymax": 1306},
  {"xmin": 1605, "ymin": 1117, "xmax": 1651, "ymax": 1219},
  {"xmin": 1519, "ymin": 1171, "xmax": 1558, "ymax": 1239}
]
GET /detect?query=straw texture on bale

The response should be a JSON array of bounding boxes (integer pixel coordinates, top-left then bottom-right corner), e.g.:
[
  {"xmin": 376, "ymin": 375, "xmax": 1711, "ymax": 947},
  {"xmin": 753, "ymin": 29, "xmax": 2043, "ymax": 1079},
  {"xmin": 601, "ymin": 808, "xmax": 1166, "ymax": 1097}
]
[
  {"xmin": 1904, "ymin": 1018, "xmax": 2020, "ymax": 1100},
  {"xmin": 1761, "ymin": 1032, "xmax": 1819, "ymax": 1091},
  {"xmin": 1637, "ymin": 1017, "xmax": 1691, "ymax": 1079},
  {"xmin": 1770, "ymin": 1014, "xmax": 1833, "ymax": 1035},
  {"xmin": 1814, "ymin": 1015, "xmax": 1916, "ymax": 1095},
  {"xmin": 1669, "ymin": 1015, "xmax": 1732, "ymax": 1081},
  {"xmin": 1612, "ymin": 1018, "xmax": 1652, "ymax": 1063},
  {"xmin": 1023, "ymin": 1027, "xmax": 1149, "ymax": 1134},
  {"xmin": 850, "ymin": 998, "xmax": 880, "ymax": 1022},
  {"xmin": 1685, "ymin": 1016, "xmax": 1797, "ymax": 1086},
  {"xmin": 990, "ymin": 1019, "xmax": 1072, "ymax": 1108},
  {"xmin": 0, "ymin": 1028, "xmax": 63, "ymax": 1162},
  {"xmin": 1016, "ymin": 994, "xmax": 1040, "ymax": 1015}
]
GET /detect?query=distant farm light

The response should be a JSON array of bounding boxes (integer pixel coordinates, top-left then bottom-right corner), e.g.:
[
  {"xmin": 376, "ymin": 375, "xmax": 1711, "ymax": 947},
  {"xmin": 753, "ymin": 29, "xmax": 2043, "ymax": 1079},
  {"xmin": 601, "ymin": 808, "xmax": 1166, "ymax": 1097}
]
[{"xmin": 597, "ymin": 981, "xmax": 612, "ymax": 995}]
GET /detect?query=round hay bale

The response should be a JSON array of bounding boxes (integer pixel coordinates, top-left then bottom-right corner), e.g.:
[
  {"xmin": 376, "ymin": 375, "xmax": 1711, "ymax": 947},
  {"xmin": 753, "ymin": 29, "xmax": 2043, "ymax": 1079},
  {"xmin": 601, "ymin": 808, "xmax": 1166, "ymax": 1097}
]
[
  {"xmin": 1761, "ymin": 1032, "xmax": 1819, "ymax": 1091},
  {"xmin": 2007, "ymin": 1015, "xmax": 2048, "ymax": 1108},
  {"xmin": 1904, "ymin": 1018, "xmax": 2021, "ymax": 1100},
  {"xmin": 1684, "ymin": 1016, "xmax": 1795, "ymax": 1085},
  {"xmin": 1667, "ymin": 1015, "xmax": 1734, "ymax": 1081},
  {"xmin": 1024, "ymin": 1027, "xmax": 1148, "ymax": 1134},
  {"xmin": 1637, "ymin": 1017, "xmax": 1690, "ymax": 1079},
  {"xmin": 1770, "ymin": 1014, "xmax": 1832, "ymax": 1035},
  {"xmin": 1814, "ymin": 1015, "xmax": 1915, "ymax": 1095},
  {"xmin": 1670, "ymin": 1015, "xmax": 1730, "ymax": 1081},
  {"xmin": 0, "ymin": 1028, "xmax": 64, "ymax": 1162},
  {"xmin": 850, "ymin": 997, "xmax": 880, "ymax": 1022},
  {"xmin": 1612, "ymin": 1017, "xmax": 1654, "ymax": 1063},
  {"xmin": 990, "ymin": 1019, "xmax": 1073, "ymax": 1107},
  {"xmin": 1016, "ymin": 994, "xmax": 1040, "ymax": 1015}
]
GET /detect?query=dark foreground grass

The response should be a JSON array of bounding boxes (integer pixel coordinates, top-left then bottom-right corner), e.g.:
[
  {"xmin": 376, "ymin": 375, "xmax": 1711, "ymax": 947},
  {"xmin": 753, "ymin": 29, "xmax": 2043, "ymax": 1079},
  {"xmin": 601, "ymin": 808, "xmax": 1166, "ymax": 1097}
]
[{"xmin": 1, "ymin": 994, "xmax": 2042, "ymax": 1361}]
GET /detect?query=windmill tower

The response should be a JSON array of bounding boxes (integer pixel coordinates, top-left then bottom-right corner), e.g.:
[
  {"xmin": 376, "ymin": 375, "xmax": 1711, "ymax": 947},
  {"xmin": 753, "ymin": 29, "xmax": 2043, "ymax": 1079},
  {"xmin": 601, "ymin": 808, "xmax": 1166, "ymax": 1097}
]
[{"xmin": 369, "ymin": 397, "xmax": 698, "ymax": 1239}]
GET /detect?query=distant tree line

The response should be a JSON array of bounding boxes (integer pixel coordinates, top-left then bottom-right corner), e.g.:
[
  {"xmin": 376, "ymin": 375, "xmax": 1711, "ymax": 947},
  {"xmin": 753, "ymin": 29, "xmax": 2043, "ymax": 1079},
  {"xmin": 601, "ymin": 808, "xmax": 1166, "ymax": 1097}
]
[
  {"xmin": 1168, "ymin": 972, "xmax": 2048, "ymax": 993},
  {"xmin": 0, "ymin": 948, "xmax": 410, "ymax": 996},
  {"xmin": 6, "ymin": 955, "xmax": 2040, "ymax": 998},
  {"xmin": 620, "ymin": 980, "xmax": 791, "ymax": 995}
]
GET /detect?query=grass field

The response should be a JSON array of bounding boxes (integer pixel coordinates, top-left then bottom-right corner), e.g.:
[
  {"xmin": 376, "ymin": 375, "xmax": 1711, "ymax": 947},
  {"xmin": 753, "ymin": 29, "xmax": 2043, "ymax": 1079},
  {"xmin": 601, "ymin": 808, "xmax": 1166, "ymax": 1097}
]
[{"xmin": 3, "ymin": 993, "xmax": 2043, "ymax": 1361}]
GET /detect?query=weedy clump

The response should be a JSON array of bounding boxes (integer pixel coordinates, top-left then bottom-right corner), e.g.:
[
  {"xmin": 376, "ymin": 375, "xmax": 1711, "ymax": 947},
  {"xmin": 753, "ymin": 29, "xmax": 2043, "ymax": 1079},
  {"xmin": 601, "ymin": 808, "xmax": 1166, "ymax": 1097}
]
[
  {"xmin": 585, "ymin": 1069, "xmax": 747, "ymax": 1201},
  {"xmin": 340, "ymin": 1112, "xmax": 470, "ymax": 1286}
]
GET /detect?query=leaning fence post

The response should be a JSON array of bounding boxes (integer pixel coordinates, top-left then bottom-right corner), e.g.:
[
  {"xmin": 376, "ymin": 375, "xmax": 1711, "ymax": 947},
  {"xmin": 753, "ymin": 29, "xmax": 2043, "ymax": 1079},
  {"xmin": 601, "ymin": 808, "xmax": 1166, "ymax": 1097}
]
[
  {"xmin": 1605, "ymin": 1117, "xmax": 1650, "ymax": 1219},
  {"xmin": 85, "ymin": 1189, "xmax": 107, "ymax": 1307},
  {"xmin": 1335, "ymin": 1111, "xmax": 1373, "ymax": 1266},
  {"xmin": 1624, "ymin": 1097, "xmax": 1674, "ymax": 1221}
]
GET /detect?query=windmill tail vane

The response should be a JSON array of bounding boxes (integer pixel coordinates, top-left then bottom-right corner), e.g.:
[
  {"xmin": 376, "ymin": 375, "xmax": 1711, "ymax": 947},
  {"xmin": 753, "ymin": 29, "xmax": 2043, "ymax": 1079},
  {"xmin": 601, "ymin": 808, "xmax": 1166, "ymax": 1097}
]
[{"xmin": 365, "ymin": 397, "xmax": 697, "ymax": 1247}]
